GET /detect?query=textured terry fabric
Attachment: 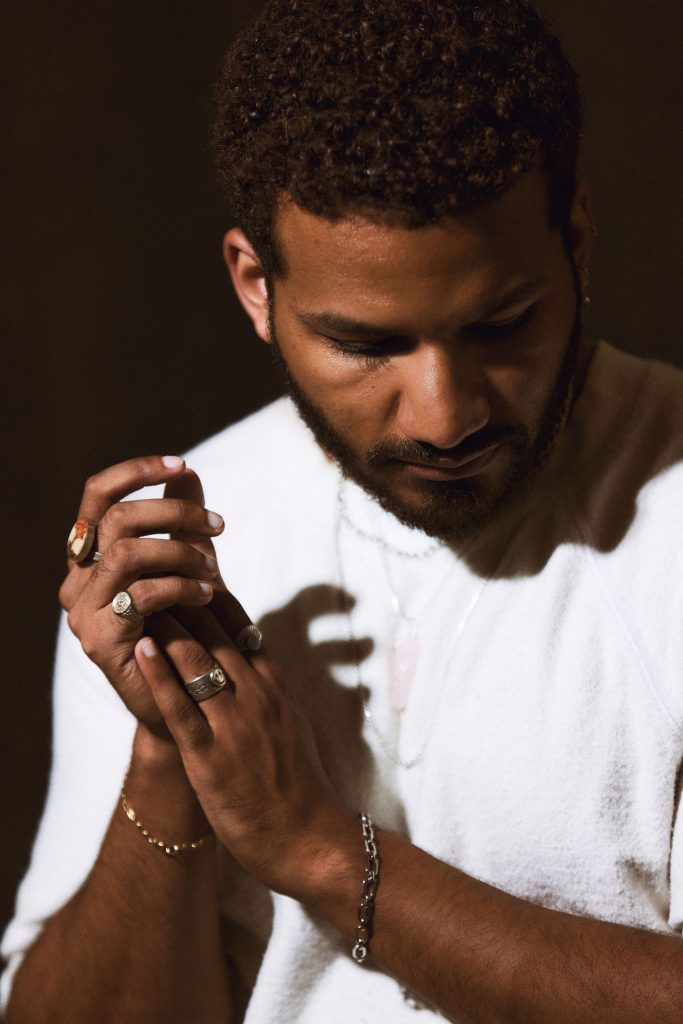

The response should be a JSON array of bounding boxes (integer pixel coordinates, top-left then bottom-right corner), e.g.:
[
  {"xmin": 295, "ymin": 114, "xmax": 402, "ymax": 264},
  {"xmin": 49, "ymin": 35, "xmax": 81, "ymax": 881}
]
[{"xmin": 3, "ymin": 341, "xmax": 683, "ymax": 1021}]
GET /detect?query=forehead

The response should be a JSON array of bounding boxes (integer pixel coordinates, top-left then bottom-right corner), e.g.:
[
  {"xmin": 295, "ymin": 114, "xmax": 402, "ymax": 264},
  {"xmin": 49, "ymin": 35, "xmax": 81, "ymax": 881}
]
[{"xmin": 274, "ymin": 173, "xmax": 558, "ymax": 315}]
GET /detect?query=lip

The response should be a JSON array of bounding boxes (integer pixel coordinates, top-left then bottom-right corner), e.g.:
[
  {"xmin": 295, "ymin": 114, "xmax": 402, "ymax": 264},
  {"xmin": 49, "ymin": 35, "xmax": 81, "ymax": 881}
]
[{"xmin": 396, "ymin": 443, "xmax": 502, "ymax": 480}]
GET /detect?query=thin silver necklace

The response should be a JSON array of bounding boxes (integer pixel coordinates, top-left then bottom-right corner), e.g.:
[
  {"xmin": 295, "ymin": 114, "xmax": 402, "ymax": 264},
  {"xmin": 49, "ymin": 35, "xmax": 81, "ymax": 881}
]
[{"xmin": 334, "ymin": 474, "xmax": 490, "ymax": 769}]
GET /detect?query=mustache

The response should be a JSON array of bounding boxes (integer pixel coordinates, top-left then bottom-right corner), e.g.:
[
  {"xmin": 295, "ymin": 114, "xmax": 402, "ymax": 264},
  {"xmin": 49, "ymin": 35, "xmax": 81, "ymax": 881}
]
[{"xmin": 365, "ymin": 424, "xmax": 526, "ymax": 466}]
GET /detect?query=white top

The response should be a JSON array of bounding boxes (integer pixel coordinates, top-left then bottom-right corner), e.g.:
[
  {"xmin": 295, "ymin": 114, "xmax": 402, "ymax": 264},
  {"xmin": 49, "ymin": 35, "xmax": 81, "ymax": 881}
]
[{"xmin": 3, "ymin": 341, "xmax": 683, "ymax": 1021}]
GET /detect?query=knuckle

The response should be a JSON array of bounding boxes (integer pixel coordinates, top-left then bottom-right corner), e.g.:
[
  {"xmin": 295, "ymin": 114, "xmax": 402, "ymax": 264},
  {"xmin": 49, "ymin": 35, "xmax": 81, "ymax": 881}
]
[
  {"xmin": 83, "ymin": 471, "xmax": 101, "ymax": 497},
  {"xmin": 144, "ymin": 577, "xmax": 183, "ymax": 606},
  {"xmin": 173, "ymin": 701, "xmax": 211, "ymax": 749},
  {"xmin": 79, "ymin": 630, "xmax": 99, "ymax": 661},
  {"xmin": 59, "ymin": 577, "xmax": 74, "ymax": 611},
  {"xmin": 171, "ymin": 576, "xmax": 192, "ymax": 602},
  {"xmin": 128, "ymin": 578, "xmax": 151, "ymax": 611},
  {"xmin": 259, "ymin": 657, "xmax": 285, "ymax": 689},
  {"xmin": 108, "ymin": 537, "xmax": 135, "ymax": 571},
  {"xmin": 182, "ymin": 643, "xmax": 213, "ymax": 678},
  {"xmin": 129, "ymin": 456, "xmax": 153, "ymax": 481},
  {"xmin": 165, "ymin": 497, "xmax": 187, "ymax": 522},
  {"xmin": 103, "ymin": 501, "xmax": 128, "ymax": 531}
]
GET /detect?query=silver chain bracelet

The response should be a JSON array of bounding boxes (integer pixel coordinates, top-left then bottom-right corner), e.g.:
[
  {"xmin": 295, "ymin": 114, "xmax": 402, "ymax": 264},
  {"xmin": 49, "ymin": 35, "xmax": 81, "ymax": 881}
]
[{"xmin": 352, "ymin": 813, "xmax": 380, "ymax": 963}]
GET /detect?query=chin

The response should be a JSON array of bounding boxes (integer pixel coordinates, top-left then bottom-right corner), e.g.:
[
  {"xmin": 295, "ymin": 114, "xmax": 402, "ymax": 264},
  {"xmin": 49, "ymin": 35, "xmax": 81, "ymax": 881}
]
[{"xmin": 345, "ymin": 455, "xmax": 529, "ymax": 543}]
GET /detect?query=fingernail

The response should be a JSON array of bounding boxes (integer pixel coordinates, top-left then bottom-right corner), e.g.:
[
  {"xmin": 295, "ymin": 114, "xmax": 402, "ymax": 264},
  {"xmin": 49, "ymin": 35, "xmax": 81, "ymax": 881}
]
[
  {"xmin": 204, "ymin": 554, "xmax": 218, "ymax": 574},
  {"xmin": 198, "ymin": 581, "xmax": 213, "ymax": 596},
  {"xmin": 162, "ymin": 455, "xmax": 184, "ymax": 469},
  {"xmin": 139, "ymin": 637, "xmax": 157, "ymax": 657},
  {"xmin": 207, "ymin": 511, "xmax": 224, "ymax": 530}
]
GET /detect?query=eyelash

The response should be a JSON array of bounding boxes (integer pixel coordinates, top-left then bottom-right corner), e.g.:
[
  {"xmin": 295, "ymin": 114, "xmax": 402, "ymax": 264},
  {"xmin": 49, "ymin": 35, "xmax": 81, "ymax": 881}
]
[{"xmin": 322, "ymin": 305, "xmax": 537, "ymax": 362}]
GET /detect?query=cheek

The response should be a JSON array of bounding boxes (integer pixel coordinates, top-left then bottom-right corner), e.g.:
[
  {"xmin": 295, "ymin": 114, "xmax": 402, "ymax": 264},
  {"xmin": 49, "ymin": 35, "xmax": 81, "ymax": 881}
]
[
  {"xmin": 485, "ymin": 296, "xmax": 577, "ymax": 423},
  {"xmin": 288, "ymin": 335, "xmax": 396, "ymax": 419}
]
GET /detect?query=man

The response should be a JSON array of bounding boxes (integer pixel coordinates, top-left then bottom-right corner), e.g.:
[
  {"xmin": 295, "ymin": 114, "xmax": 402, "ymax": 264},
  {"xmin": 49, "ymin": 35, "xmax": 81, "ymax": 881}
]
[{"xmin": 3, "ymin": 0, "xmax": 683, "ymax": 1021}]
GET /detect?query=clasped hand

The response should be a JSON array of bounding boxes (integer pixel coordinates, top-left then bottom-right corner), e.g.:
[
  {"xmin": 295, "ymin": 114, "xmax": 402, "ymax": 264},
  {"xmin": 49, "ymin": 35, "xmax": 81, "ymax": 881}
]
[{"xmin": 61, "ymin": 455, "xmax": 354, "ymax": 893}]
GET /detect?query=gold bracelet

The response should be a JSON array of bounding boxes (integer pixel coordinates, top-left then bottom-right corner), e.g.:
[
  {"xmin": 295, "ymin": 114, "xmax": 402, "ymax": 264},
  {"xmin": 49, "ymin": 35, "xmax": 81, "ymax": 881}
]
[{"xmin": 120, "ymin": 776, "xmax": 213, "ymax": 857}]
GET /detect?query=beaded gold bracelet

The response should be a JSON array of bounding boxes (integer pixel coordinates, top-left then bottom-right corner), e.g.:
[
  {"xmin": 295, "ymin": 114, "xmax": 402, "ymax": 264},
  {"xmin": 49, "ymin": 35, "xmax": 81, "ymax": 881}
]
[{"xmin": 120, "ymin": 776, "xmax": 213, "ymax": 857}]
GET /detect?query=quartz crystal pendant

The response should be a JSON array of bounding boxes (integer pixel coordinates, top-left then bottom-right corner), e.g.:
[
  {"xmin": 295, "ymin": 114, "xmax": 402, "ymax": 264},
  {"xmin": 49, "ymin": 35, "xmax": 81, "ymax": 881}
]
[{"xmin": 389, "ymin": 631, "xmax": 420, "ymax": 711}]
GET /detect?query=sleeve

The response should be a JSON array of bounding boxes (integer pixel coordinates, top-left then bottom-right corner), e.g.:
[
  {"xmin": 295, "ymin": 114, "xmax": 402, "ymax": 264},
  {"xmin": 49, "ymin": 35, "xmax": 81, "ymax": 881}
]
[
  {"xmin": 0, "ymin": 614, "xmax": 137, "ymax": 1012},
  {"xmin": 666, "ymin": 578, "xmax": 683, "ymax": 933},
  {"xmin": 668, "ymin": 771, "xmax": 683, "ymax": 933}
]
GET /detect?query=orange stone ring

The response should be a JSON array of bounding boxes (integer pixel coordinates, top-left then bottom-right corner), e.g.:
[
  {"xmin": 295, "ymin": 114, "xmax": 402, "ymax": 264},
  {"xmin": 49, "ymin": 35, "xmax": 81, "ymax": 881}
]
[{"xmin": 66, "ymin": 517, "xmax": 97, "ymax": 563}]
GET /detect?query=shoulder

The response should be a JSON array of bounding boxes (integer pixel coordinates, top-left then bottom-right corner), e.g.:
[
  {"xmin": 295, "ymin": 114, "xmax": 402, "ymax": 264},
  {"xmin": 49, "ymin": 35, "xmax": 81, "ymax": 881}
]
[
  {"xmin": 573, "ymin": 344, "xmax": 683, "ymax": 724},
  {"xmin": 568, "ymin": 342, "xmax": 683, "ymax": 547}
]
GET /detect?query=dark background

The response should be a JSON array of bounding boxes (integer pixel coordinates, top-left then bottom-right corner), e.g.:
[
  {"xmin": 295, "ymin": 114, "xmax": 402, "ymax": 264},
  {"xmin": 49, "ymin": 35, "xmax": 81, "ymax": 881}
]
[{"xmin": 2, "ymin": 1, "xmax": 682, "ymax": 943}]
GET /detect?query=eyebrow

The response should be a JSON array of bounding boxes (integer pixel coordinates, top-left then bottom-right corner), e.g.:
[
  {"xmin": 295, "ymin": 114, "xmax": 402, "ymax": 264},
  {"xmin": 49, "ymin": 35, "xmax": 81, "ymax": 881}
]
[{"xmin": 296, "ymin": 276, "xmax": 549, "ymax": 338}]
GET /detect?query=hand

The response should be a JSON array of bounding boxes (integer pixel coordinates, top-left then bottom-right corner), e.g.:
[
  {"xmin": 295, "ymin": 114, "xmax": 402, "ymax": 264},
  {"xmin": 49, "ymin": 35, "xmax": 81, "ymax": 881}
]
[
  {"xmin": 59, "ymin": 456, "xmax": 224, "ymax": 733},
  {"xmin": 134, "ymin": 604, "xmax": 356, "ymax": 894}
]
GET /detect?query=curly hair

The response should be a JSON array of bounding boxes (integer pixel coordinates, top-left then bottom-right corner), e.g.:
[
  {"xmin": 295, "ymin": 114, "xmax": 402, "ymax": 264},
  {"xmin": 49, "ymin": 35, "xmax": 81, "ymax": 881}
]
[{"xmin": 213, "ymin": 0, "xmax": 582, "ymax": 279}]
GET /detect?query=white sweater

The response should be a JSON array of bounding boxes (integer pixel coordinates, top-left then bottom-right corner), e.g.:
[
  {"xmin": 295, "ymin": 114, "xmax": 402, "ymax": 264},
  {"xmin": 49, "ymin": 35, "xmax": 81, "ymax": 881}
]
[{"xmin": 3, "ymin": 341, "xmax": 683, "ymax": 1021}]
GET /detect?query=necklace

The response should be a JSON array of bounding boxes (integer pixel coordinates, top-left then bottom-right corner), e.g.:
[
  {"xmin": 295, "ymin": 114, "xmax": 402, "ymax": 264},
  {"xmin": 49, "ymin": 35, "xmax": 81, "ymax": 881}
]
[
  {"xmin": 339, "ymin": 500, "xmax": 443, "ymax": 560},
  {"xmin": 338, "ymin": 482, "xmax": 448, "ymax": 710},
  {"xmin": 334, "ymin": 474, "xmax": 490, "ymax": 769}
]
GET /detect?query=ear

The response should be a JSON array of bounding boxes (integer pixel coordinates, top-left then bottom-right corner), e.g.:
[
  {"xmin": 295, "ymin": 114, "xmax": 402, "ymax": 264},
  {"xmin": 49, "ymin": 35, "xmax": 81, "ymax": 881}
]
[
  {"xmin": 223, "ymin": 228, "xmax": 271, "ymax": 343},
  {"xmin": 567, "ymin": 177, "xmax": 597, "ymax": 272}
]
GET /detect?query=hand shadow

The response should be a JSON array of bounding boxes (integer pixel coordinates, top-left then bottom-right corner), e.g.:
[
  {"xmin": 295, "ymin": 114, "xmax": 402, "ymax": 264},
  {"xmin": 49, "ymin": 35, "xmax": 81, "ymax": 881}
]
[{"xmin": 258, "ymin": 582, "xmax": 382, "ymax": 812}]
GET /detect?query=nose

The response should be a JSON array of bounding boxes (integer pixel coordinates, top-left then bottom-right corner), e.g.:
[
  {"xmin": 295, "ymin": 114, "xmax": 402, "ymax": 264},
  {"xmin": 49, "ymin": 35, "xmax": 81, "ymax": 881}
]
[{"xmin": 394, "ymin": 342, "xmax": 490, "ymax": 451}]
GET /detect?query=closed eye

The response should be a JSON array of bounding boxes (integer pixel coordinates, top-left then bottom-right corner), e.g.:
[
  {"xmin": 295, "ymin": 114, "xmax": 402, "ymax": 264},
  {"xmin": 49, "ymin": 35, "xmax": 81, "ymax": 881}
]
[
  {"xmin": 320, "ymin": 335, "xmax": 407, "ymax": 361},
  {"xmin": 321, "ymin": 304, "xmax": 537, "ymax": 361},
  {"xmin": 469, "ymin": 304, "xmax": 537, "ymax": 338}
]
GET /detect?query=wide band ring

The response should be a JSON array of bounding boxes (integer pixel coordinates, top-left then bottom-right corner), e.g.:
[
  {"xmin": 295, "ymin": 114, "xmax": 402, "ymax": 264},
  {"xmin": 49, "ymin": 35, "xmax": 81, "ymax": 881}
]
[
  {"xmin": 67, "ymin": 518, "xmax": 97, "ymax": 563},
  {"xmin": 234, "ymin": 624, "xmax": 263, "ymax": 654},
  {"xmin": 111, "ymin": 591, "xmax": 143, "ymax": 626},
  {"xmin": 184, "ymin": 664, "xmax": 229, "ymax": 703}
]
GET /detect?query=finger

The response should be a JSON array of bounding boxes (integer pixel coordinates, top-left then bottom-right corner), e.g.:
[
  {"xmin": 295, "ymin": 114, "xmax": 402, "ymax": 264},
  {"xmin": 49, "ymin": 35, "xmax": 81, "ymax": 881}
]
[
  {"xmin": 127, "ymin": 576, "xmax": 215, "ymax": 617},
  {"xmin": 86, "ymin": 538, "xmax": 219, "ymax": 607},
  {"xmin": 164, "ymin": 467, "xmax": 205, "ymax": 508},
  {"xmin": 76, "ymin": 455, "xmax": 188, "ymax": 526},
  {"xmin": 97, "ymin": 498, "xmax": 224, "ymax": 551},
  {"xmin": 68, "ymin": 578, "xmax": 215, "ymax": 661},
  {"xmin": 181, "ymin": 586, "xmax": 252, "ymax": 640},
  {"xmin": 174, "ymin": 596, "xmax": 270, "ymax": 675},
  {"xmin": 164, "ymin": 469, "xmax": 211, "ymax": 546},
  {"xmin": 135, "ymin": 636, "xmax": 214, "ymax": 754},
  {"xmin": 65, "ymin": 455, "xmax": 189, "ymax": 572},
  {"xmin": 146, "ymin": 611, "xmax": 256, "ymax": 725}
]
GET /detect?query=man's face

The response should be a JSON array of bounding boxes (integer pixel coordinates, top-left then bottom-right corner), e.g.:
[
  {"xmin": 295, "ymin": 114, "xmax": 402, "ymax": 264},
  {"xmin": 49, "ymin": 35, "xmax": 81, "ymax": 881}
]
[{"xmin": 260, "ymin": 175, "xmax": 585, "ymax": 542}]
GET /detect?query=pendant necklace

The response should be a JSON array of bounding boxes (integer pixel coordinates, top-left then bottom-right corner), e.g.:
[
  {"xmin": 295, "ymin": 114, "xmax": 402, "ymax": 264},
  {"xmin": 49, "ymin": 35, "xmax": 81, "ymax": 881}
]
[
  {"xmin": 334, "ymin": 473, "xmax": 490, "ymax": 769},
  {"xmin": 338, "ymin": 483, "xmax": 445, "ymax": 713}
]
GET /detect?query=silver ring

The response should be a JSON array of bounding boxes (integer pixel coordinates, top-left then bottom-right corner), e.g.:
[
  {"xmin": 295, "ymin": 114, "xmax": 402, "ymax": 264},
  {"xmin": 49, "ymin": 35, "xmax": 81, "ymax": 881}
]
[
  {"xmin": 184, "ymin": 663, "xmax": 229, "ymax": 703},
  {"xmin": 92, "ymin": 550, "xmax": 104, "ymax": 562},
  {"xmin": 111, "ymin": 591, "xmax": 143, "ymax": 626},
  {"xmin": 234, "ymin": 624, "xmax": 263, "ymax": 654}
]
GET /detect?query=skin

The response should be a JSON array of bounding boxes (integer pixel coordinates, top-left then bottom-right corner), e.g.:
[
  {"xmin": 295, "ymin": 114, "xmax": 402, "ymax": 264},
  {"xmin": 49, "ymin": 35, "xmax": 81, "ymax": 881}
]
[
  {"xmin": 225, "ymin": 172, "xmax": 592, "ymax": 543},
  {"xmin": 9, "ymin": 174, "xmax": 683, "ymax": 1023}
]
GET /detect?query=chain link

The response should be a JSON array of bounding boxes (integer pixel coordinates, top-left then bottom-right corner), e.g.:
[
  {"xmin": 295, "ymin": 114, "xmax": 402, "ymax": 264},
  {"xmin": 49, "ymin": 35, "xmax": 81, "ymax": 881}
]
[{"xmin": 352, "ymin": 813, "xmax": 380, "ymax": 963}]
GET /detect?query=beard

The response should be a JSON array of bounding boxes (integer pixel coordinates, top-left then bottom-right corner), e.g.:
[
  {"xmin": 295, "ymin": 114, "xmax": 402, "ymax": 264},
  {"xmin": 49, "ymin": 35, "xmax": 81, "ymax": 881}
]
[{"xmin": 268, "ymin": 301, "xmax": 583, "ymax": 544}]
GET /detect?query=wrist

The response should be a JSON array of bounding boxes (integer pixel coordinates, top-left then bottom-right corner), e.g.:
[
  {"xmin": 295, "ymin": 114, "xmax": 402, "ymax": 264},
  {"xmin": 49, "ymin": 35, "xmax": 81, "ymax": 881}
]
[
  {"xmin": 127, "ymin": 725, "xmax": 210, "ymax": 837},
  {"xmin": 282, "ymin": 803, "xmax": 362, "ymax": 924},
  {"xmin": 132, "ymin": 723, "xmax": 186, "ymax": 771}
]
